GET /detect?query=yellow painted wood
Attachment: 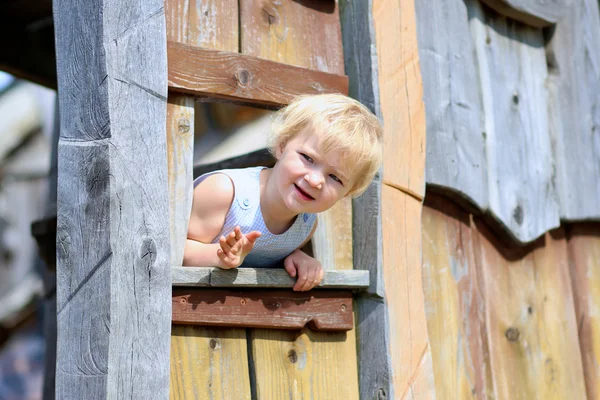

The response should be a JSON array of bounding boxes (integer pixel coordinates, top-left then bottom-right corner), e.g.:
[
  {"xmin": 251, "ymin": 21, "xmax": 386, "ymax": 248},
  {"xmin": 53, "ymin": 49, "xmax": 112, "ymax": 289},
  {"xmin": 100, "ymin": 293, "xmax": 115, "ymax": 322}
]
[
  {"xmin": 567, "ymin": 224, "xmax": 600, "ymax": 400},
  {"xmin": 250, "ymin": 328, "xmax": 358, "ymax": 400},
  {"xmin": 373, "ymin": 0, "xmax": 426, "ymax": 198},
  {"xmin": 421, "ymin": 195, "xmax": 494, "ymax": 399},
  {"xmin": 170, "ymin": 326, "xmax": 251, "ymax": 399},
  {"xmin": 382, "ymin": 186, "xmax": 435, "ymax": 399},
  {"xmin": 478, "ymin": 226, "xmax": 587, "ymax": 399}
]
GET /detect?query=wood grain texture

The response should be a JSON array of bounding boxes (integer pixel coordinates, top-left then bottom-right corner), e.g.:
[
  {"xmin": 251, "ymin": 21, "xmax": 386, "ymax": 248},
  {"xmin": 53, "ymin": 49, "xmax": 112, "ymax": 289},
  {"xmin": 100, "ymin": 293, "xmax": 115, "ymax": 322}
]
[
  {"xmin": 478, "ymin": 0, "xmax": 571, "ymax": 27},
  {"xmin": 168, "ymin": 42, "xmax": 348, "ymax": 107},
  {"xmin": 53, "ymin": 0, "xmax": 171, "ymax": 398},
  {"xmin": 172, "ymin": 289, "xmax": 354, "ymax": 331},
  {"xmin": 546, "ymin": 0, "xmax": 600, "ymax": 221},
  {"xmin": 170, "ymin": 326, "xmax": 251, "ymax": 400},
  {"xmin": 422, "ymin": 194, "xmax": 493, "ymax": 398},
  {"xmin": 311, "ymin": 198, "xmax": 353, "ymax": 271},
  {"xmin": 240, "ymin": 0, "xmax": 344, "ymax": 75},
  {"xmin": 249, "ymin": 327, "xmax": 359, "ymax": 400},
  {"xmin": 172, "ymin": 267, "xmax": 369, "ymax": 289},
  {"xmin": 477, "ymin": 225, "xmax": 586, "ymax": 399},
  {"xmin": 165, "ymin": 0, "xmax": 238, "ymax": 50},
  {"xmin": 373, "ymin": 0, "xmax": 426, "ymax": 198},
  {"xmin": 469, "ymin": 1, "xmax": 560, "ymax": 244},
  {"xmin": 382, "ymin": 186, "xmax": 436, "ymax": 399},
  {"xmin": 168, "ymin": 95, "xmax": 195, "ymax": 267},
  {"xmin": 416, "ymin": 0, "xmax": 488, "ymax": 210},
  {"xmin": 567, "ymin": 223, "xmax": 600, "ymax": 400}
]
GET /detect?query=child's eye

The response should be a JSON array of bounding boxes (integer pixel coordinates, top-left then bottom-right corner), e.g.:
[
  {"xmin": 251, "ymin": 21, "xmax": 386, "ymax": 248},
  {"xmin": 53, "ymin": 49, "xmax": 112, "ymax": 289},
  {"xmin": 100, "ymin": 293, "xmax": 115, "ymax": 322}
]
[
  {"xmin": 300, "ymin": 153, "xmax": 313, "ymax": 163},
  {"xmin": 330, "ymin": 174, "xmax": 343, "ymax": 185}
]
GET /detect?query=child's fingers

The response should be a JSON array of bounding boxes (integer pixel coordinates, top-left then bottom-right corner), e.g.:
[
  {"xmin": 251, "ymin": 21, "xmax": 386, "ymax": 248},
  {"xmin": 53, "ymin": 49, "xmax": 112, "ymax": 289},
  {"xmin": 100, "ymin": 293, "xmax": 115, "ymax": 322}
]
[
  {"xmin": 294, "ymin": 268, "xmax": 308, "ymax": 291},
  {"xmin": 284, "ymin": 257, "xmax": 297, "ymax": 278},
  {"xmin": 219, "ymin": 236, "xmax": 232, "ymax": 253},
  {"xmin": 302, "ymin": 268, "xmax": 317, "ymax": 291},
  {"xmin": 226, "ymin": 231, "xmax": 237, "ymax": 247},
  {"xmin": 234, "ymin": 226, "xmax": 242, "ymax": 240},
  {"xmin": 246, "ymin": 231, "xmax": 262, "ymax": 243}
]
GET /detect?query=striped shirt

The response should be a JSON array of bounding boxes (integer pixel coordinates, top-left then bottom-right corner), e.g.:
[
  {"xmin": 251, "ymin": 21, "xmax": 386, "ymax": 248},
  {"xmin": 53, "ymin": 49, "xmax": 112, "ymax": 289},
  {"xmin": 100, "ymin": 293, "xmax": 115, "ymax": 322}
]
[{"xmin": 194, "ymin": 167, "xmax": 317, "ymax": 268}]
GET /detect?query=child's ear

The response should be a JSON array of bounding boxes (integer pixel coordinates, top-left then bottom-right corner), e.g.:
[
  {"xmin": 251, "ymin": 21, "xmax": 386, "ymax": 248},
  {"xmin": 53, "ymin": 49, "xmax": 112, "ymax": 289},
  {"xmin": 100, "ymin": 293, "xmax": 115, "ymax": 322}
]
[{"xmin": 275, "ymin": 141, "xmax": 285, "ymax": 158}]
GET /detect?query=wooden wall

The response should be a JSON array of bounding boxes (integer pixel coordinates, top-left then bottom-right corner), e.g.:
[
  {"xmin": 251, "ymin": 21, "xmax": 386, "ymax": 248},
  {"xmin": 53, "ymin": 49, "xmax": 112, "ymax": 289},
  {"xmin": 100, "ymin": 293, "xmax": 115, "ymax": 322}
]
[{"xmin": 168, "ymin": 2, "xmax": 359, "ymax": 398}]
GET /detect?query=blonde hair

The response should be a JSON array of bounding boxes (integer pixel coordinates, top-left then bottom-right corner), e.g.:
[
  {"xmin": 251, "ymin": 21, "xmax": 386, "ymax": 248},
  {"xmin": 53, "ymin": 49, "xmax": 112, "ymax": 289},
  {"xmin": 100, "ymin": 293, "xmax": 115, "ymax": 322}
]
[{"xmin": 270, "ymin": 93, "xmax": 383, "ymax": 197}]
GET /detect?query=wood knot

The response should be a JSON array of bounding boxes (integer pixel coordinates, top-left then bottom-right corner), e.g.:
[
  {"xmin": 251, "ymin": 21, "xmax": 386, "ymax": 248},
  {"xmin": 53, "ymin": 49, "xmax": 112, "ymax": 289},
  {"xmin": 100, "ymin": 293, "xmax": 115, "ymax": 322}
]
[
  {"xmin": 287, "ymin": 349, "xmax": 298, "ymax": 363},
  {"xmin": 235, "ymin": 69, "xmax": 250, "ymax": 87},
  {"xmin": 341, "ymin": 304, "xmax": 347, "ymax": 312},
  {"xmin": 209, "ymin": 339, "xmax": 218, "ymax": 349},
  {"xmin": 512, "ymin": 92, "xmax": 519, "ymax": 105},
  {"xmin": 261, "ymin": 5, "xmax": 279, "ymax": 25},
  {"xmin": 505, "ymin": 327, "xmax": 520, "ymax": 342},
  {"xmin": 513, "ymin": 205, "xmax": 524, "ymax": 225},
  {"xmin": 178, "ymin": 118, "xmax": 190, "ymax": 133},
  {"xmin": 375, "ymin": 388, "xmax": 387, "ymax": 400}
]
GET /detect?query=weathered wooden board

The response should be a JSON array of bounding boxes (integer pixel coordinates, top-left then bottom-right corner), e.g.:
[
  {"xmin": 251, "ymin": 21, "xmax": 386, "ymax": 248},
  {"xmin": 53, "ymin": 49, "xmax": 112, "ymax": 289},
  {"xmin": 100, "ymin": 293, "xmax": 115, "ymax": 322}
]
[
  {"xmin": 240, "ymin": 0, "xmax": 344, "ymax": 75},
  {"xmin": 546, "ymin": 0, "xmax": 600, "ymax": 221},
  {"xmin": 54, "ymin": 0, "xmax": 171, "ymax": 398},
  {"xmin": 165, "ymin": 0, "xmax": 238, "ymax": 50},
  {"xmin": 416, "ymin": 0, "xmax": 488, "ymax": 210},
  {"xmin": 382, "ymin": 185, "xmax": 436, "ymax": 399},
  {"xmin": 168, "ymin": 42, "xmax": 349, "ymax": 107},
  {"xmin": 170, "ymin": 326, "xmax": 251, "ymax": 400},
  {"xmin": 249, "ymin": 328, "xmax": 359, "ymax": 399},
  {"xmin": 567, "ymin": 223, "xmax": 600, "ymax": 400},
  {"xmin": 172, "ymin": 267, "xmax": 369, "ymax": 288},
  {"xmin": 476, "ymin": 223, "xmax": 586, "ymax": 399},
  {"xmin": 172, "ymin": 289, "xmax": 354, "ymax": 331},
  {"xmin": 478, "ymin": 0, "xmax": 571, "ymax": 27},
  {"xmin": 373, "ymin": 0, "xmax": 426, "ymax": 198},
  {"xmin": 468, "ymin": 1, "xmax": 560, "ymax": 244},
  {"xmin": 422, "ymin": 194, "xmax": 492, "ymax": 398}
]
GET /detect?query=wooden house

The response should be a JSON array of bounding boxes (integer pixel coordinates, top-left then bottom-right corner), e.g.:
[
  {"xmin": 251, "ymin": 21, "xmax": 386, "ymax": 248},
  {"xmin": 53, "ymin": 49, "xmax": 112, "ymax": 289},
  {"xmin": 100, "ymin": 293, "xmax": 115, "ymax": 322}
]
[{"xmin": 1, "ymin": 0, "xmax": 600, "ymax": 399}]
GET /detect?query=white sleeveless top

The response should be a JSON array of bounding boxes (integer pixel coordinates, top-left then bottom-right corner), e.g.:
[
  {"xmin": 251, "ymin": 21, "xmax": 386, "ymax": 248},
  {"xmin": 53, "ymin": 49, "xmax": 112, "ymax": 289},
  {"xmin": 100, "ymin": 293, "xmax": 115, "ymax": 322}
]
[{"xmin": 194, "ymin": 167, "xmax": 317, "ymax": 268}]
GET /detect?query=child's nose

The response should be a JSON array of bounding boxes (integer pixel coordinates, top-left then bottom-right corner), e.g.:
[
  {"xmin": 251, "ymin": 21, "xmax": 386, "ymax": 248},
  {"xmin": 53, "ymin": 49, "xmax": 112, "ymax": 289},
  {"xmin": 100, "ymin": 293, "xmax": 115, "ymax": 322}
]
[{"xmin": 305, "ymin": 172, "xmax": 323, "ymax": 189}]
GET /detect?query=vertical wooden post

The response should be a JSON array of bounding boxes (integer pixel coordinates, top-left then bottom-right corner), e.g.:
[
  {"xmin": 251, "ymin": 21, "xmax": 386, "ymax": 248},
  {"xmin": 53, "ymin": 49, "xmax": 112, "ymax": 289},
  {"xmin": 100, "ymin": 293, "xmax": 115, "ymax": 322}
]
[{"xmin": 53, "ymin": 0, "xmax": 172, "ymax": 398}]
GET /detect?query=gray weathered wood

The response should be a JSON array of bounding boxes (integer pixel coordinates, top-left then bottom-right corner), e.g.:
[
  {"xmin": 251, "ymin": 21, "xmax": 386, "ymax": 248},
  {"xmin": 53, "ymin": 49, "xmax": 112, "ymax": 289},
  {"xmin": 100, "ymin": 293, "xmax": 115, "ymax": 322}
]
[
  {"xmin": 469, "ymin": 0, "xmax": 560, "ymax": 243},
  {"xmin": 172, "ymin": 267, "xmax": 369, "ymax": 289},
  {"xmin": 478, "ymin": 0, "xmax": 572, "ymax": 27},
  {"xmin": 54, "ymin": 0, "xmax": 171, "ymax": 398},
  {"xmin": 416, "ymin": 0, "xmax": 488, "ymax": 212},
  {"xmin": 546, "ymin": 0, "xmax": 600, "ymax": 221},
  {"xmin": 340, "ymin": 1, "xmax": 394, "ymax": 398}
]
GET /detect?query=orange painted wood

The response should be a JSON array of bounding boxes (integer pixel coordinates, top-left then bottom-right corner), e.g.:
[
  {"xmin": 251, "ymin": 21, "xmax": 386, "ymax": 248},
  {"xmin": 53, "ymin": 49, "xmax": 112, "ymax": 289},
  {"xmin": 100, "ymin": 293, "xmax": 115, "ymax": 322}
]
[
  {"xmin": 172, "ymin": 289, "xmax": 354, "ymax": 331},
  {"xmin": 567, "ymin": 223, "xmax": 600, "ymax": 400},
  {"xmin": 240, "ymin": 0, "xmax": 344, "ymax": 75},
  {"xmin": 167, "ymin": 41, "xmax": 349, "ymax": 107}
]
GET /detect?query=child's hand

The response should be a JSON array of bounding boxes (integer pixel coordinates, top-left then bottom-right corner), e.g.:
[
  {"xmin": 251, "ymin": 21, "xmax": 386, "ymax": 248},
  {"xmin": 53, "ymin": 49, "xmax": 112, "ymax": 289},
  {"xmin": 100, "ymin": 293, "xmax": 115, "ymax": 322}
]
[
  {"xmin": 283, "ymin": 250, "xmax": 324, "ymax": 291},
  {"xmin": 216, "ymin": 226, "xmax": 261, "ymax": 269}
]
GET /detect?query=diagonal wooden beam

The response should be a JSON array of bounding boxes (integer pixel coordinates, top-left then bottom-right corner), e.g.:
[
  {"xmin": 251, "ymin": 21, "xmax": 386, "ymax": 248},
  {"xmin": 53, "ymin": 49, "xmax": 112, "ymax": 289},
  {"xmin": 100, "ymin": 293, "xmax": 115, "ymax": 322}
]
[{"xmin": 167, "ymin": 41, "xmax": 349, "ymax": 107}]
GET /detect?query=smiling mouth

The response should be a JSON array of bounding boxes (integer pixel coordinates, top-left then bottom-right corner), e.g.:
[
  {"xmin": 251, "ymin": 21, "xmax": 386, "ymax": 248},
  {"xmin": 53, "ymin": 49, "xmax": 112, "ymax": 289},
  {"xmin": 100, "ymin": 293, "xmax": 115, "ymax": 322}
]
[{"xmin": 294, "ymin": 184, "xmax": 315, "ymax": 200}]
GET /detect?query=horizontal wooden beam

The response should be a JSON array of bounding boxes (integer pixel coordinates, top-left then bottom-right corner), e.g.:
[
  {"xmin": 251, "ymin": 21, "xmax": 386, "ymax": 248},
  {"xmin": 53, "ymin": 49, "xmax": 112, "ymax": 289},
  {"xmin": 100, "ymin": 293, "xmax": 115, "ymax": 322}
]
[
  {"xmin": 167, "ymin": 41, "xmax": 349, "ymax": 107},
  {"xmin": 172, "ymin": 289, "xmax": 354, "ymax": 331},
  {"xmin": 173, "ymin": 267, "xmax": 369, "ymax": 289}
]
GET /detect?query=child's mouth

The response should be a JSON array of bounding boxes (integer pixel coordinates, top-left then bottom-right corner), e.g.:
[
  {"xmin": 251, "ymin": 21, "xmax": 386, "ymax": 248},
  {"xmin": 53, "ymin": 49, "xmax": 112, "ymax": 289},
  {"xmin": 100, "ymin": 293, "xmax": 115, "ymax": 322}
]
[{"xmin": 294, "ymin": 184, "xmax": 315, "ymax": 201}]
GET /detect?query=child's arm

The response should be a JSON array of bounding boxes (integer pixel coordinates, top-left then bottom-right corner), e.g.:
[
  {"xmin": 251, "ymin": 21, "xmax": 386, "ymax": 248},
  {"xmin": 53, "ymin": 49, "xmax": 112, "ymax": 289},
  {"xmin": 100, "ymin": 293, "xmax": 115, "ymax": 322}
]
[
  {"xmin": 183, "ymin": 174, "xmax": 260, "ymax": 268},
  {"xmin": 283, "ymin": 218, "xmax": 324, "ymax": 291}
]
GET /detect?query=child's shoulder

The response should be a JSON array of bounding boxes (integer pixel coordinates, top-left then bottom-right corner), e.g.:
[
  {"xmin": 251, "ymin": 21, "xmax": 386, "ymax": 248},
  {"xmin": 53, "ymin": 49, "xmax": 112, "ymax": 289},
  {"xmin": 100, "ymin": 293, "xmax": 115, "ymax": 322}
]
[{"xmin": 192, "ymin": 172, "xmax": 235, "ymax": 216}]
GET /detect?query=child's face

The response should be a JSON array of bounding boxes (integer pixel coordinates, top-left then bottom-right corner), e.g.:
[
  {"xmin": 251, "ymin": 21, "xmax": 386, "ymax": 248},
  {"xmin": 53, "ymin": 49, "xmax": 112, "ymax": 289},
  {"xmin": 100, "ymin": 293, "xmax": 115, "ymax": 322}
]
[{"xmin": 273, "ymin": 126, "xmax": 353, "ymax": 215}]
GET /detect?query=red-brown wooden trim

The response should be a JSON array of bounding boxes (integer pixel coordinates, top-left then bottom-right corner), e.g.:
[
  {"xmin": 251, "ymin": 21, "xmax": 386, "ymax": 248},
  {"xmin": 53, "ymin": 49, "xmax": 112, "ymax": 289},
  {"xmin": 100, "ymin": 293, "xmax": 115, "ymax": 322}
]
[
  {"xmin": 172, "ymin": 289, "xmax": 354, "ymax": 331},
  {"xmin": 167, "ymin": 41, "xmax": 349, "ymax": 107}
]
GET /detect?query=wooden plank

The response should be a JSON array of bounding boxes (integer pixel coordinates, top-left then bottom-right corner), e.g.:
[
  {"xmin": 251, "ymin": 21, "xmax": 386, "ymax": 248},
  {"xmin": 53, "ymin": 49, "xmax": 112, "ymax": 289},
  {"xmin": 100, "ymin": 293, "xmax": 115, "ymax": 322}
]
[
  {"xmin": 546, "ymin": 0, "xmax": 600, "ymax": 221},
  {"xmin": 240, "ymin": 0, "xmax": 344, "ymax": 75},
  {"xmin": 422, "ymin": 193, "xmax": 493, "ymax": 398},
  {"xmin": 172, "ymin": 289, "xmax": 354, "ymax": 331},
  {"xmin": 478, "ymin": 0, "xmax": 571, "ymax": 27},
  {"xmin": 165, "ymin": 0, "xmax": 238, "ymax": 50},
  {"xmin": 172, "ymin": 267, "xmax": 369, "ymax": 289},
  {"xmin": 170, "ymin": 326, "xmax": 251, "ymax": 400},
  {"xmin": 416, "ymin": 0, "xmax": 488, "ymax": 211},
  {"xmin": 53, "ymin": 0, "xmax": 171, "ymax": 398},
  {"xmin": 567, "ymin": 223, "xmax": 600, "ymax": 400},
  {"xmin": 249, "ymin": 327, "xmax": 359, "ymax": 399},
  {"xmin": 475, "ymin": 223, "xmax": 587, "ymax": 399},
  {"xmin": 382, "ymin": 186, "xmax": 436, "ymax": 399},
  {"xmin": 468, "ymin": 0, "xmax": 560, "ymax": 244},
  {"xmin": 373, "ymin": 0, "xmax": 426, "ymax": 198},
  {"xmin": 167, "ymin": 42, "xmax": 349, "ymax": 107}
]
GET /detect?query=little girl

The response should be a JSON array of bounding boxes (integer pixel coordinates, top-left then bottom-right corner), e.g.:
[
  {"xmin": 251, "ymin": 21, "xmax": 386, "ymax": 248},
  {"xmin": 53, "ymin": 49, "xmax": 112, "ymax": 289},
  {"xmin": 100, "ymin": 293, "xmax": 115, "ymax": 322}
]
[{"xmin": 183, "ymin": 94, "xmax": 383, "ymax": 291}]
